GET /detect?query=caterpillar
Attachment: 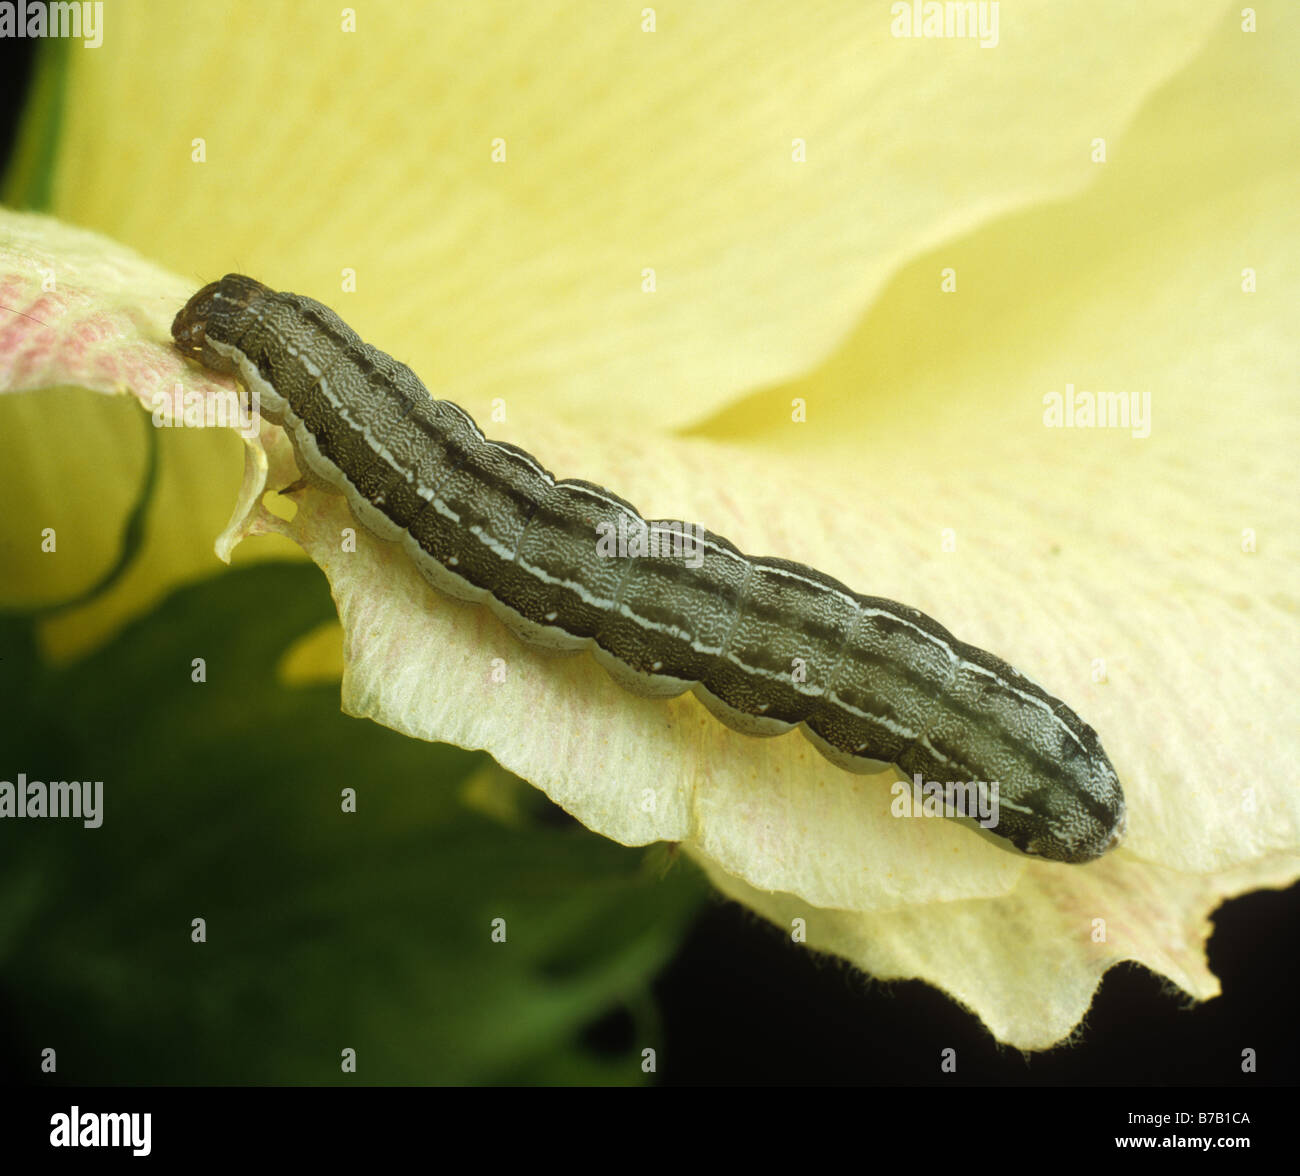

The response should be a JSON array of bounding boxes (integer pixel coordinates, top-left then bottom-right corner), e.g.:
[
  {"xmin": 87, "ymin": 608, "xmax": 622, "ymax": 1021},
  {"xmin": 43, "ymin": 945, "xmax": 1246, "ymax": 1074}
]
[{"xmin": 173, "ymin": 274, "xmax": 1126, "ymax": 863}]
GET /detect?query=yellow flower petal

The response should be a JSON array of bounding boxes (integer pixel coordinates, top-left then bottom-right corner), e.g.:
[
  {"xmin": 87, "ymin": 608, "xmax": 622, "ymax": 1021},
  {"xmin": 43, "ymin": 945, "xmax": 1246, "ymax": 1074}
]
[
  {"xmin": 0, "ymin": 213, "xmax": 301, "ymax": 659},
  {"xmin": 39, "ymin": 0, "xmax": 1226, "ymax": 432},
  {"xmin": 698, "ymin": 848, "xmax": 1300, "ymax": 1051}
]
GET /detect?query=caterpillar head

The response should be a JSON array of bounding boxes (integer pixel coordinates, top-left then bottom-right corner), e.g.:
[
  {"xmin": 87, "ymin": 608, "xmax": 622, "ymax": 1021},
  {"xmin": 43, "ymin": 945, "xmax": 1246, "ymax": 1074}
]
[{"xmin": 172, "ymin": 274, "xmax": 271, "ymax": 374}]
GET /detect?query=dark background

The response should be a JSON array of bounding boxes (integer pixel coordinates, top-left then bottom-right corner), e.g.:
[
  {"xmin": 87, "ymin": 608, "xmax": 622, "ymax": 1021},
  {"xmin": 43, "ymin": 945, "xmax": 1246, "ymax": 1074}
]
[{"xmin": 1, "ymin": 33, "xmax": 1296, "ymax": 1088}]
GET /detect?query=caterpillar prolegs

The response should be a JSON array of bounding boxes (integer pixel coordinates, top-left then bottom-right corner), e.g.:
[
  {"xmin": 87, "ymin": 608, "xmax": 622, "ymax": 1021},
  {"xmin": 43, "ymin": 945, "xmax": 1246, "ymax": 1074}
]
[{"xmin": 173, "ymin": 275, "xmax": 1127, "ymax": 863}]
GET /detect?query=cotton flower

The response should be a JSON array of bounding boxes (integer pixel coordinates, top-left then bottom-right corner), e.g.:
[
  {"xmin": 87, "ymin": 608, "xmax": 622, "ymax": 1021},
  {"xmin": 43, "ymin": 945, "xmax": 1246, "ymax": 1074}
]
[{"xmin": 1, "ymin": 1, "xmax": 1295, "ymax": 1049}]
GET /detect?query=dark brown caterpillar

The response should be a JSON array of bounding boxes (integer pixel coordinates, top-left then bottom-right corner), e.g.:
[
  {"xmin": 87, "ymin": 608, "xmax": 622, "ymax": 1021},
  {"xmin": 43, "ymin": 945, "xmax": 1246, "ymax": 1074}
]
[{"xmin": 174, "ymin": 274, "xmax": 1126, "ymax": 862}]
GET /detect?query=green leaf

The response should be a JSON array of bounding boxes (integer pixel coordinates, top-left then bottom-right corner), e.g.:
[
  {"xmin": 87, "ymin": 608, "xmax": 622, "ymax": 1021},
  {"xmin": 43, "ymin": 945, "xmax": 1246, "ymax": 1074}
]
[{"xmin": 0, "ymin": 563, "xmax": 706, "ymax": 1084}]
